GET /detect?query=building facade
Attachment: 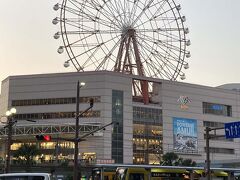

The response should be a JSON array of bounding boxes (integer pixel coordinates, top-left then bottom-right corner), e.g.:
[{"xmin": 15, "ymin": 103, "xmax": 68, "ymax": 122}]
[{"xmin": 0, "ymin": 71, "xmax": 240, "ymax": 165}]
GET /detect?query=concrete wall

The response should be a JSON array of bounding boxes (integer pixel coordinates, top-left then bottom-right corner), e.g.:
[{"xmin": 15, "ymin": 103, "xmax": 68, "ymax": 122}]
[{"xmin": 161, "ymin": 80, "xmax": 240, "ymax": 163}]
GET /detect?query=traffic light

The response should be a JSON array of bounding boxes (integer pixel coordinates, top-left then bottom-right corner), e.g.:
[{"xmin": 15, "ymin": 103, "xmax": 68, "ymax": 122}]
[
  {"xmin": 89, "ymin": 98, "xmax": 94, "ymax": 107},
  {"xmin": 35, "ymin": 135, "xmax": 51, "ymax": 141}
]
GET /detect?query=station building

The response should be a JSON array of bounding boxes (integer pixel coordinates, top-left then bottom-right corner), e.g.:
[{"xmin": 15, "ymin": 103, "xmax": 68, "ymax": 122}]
[{"xmin": 0, "ymin": 71, "xmax": 240, "ymax": 165}]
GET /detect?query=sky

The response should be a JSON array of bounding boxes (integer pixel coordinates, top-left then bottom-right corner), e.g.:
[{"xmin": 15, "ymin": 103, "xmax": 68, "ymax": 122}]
[{"xmin": 0, "ymin": 0, "xmax": 240, "ymax": 88}]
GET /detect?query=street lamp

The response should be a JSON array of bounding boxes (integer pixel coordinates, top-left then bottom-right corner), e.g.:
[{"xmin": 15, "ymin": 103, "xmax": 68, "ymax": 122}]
[
  {"xmin": 74, "ymin": 81, "xmax": 86, "ymax": 180},
  {"xmin": 4, "ymin": 107, "xmax": 17, "ymax": 173}
]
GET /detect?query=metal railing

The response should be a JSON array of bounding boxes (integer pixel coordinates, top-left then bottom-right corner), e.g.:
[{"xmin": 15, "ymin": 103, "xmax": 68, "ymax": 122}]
[{"xmin": 0, "ymin": 124, "xmax": 101, "ymax": 137}]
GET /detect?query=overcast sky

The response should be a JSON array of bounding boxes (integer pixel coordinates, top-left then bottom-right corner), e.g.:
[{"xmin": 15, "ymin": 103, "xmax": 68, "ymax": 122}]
[{"xmin": 0, "ymin": 0, "xmax": 239, "ymax": 88}]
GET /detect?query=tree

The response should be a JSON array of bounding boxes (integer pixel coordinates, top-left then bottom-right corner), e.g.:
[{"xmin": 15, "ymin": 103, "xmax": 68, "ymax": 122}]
[
  {"xmin": 161, "ymin": 152, "xmax": 196, "ymax": 167},
  {"xmin": 161, "ymin": 152, "xmax": 179, "ymax": 165},
  {"xmin": 13, "ymin": 144, "xmax": 40, "ymax": 165},
  {"xmin": 181, "ymin": 159, "xmax": 196, "ymax": 167}
]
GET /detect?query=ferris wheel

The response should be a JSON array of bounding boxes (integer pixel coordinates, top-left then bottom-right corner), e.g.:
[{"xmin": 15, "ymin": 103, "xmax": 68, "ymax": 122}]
[{"xmin": 52, "ymin": 0, "xmax": 191, "ymax": 81}]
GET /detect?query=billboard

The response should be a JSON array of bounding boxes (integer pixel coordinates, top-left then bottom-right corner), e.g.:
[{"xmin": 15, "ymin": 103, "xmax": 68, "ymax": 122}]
[{"xmin": 173, "ymin": 117, "xmax": 198, "ymax": 153}]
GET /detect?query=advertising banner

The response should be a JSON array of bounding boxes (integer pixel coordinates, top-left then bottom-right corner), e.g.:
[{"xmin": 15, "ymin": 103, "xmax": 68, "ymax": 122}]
[{"xmin": 173, "ymin": 117, "xmax": 198, "ymax": 153}]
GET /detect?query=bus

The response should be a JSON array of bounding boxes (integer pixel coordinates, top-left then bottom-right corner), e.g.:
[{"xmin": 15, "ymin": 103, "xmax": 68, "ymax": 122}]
[
  {"xmin": 114, "ymin": 167, "xmax": 229, "ymax": 180},
  {"xmin": 115, "ymin": 167, "xmax": 190, "ymax": 180},
  {"xmin": 91, "ymin": 164, "xmax": 239, "ymax": 180}
]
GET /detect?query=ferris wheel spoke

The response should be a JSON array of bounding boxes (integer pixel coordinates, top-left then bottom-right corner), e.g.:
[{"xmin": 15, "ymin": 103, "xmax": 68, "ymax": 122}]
[
  {"xmin": 67, "ymin": 0, "xmax": 121, "ymax": 29},
  {"xmin": 146, "ymin": 54, "xmax": 176, "ymax": 80},
  {"xmin": 101, "ymin": 0, "xmax": 125, "ymax": 26},
  {"xmin": 137, "ymin": 36, "xmax": 181, "ymax": 75},
  {"xmin": 71, "ymin": 33, "xmax": 122, "ymax": 70},
  {"xmin": 63, "ymin": 20, "xmax": 96, "ymax": 32},
  {"xmin": 117, "ymin": 0, "xmax": 127, "ymax": 24},
  {"xmin": 136, "ymin": 28, "xmax": 183, "ymax": 33},
  {"xmin": 134, "ymin": 25, "xmax": 183, "ymax": 41},
  {"xmin": 63, "ymin": 21, "xmax": 83, "ymax": 29},
  {"xmin": 134, "ymin": 37, "xmax": 172, "ymax": 77},
  {"xmin": 147, "ymin": 29, "xmax": 182, "ymax": 43},
  {"xmin": 65, "ymin": 33, "xmax": 95, "ymax": 47},
  {"xmin": 154, "ymin": 6, "xmax": 177, "ymax": 20},
  {"xmin": 131, "ymin": 0, "xmax": 154, "ymax": 26},
  {"xmin": 63, "ymin": 6, "xmax": 80, "ymax": 16},
  {"xmin": 96, "ymin": 34, "xmax": 126, "ymax": 70},
  {"xmin": 149, "ymin": 0, "xmax": 167, "ymax": 9},
  {"xmin": 126, "ymin": 0, "xmax": 132, "ymax": 25},
  {"xmin": 67, "ymin": 0, "xmax": 97, "ymax": 21},
  {"xmin": 146, "ymin": 59, "xmax": 172, "ymax": 79},
  {"xmin": 64, "ymin": 6, "xmax": 96, "ymax": 24},
  {"xmin": 63, "ymin": 30, "xmax": 122, "ymax": 35},
  {"xmin": 139, "ymin": 0, "xmax": 168, "ymax": 23},
  {"xmin": 69, "ymin": 0, "xmax": 98, "ymax": 16},
  {"xmin": 140, "ymin": 44, "xmax": 175, "ymax": 80},
  {"xmin": 63, "ymin": 17, "xmax": 120, "ymax": 33},
  {"xmin": 138, "ymin": 35, "xmax": 184, "ymax": 68},
  {"xmin": 112, "ymin": 0, "xmax": 127, "ymax": 25},
  {"xmin": 81, "ymin": 46, "xmax": 102, "ymax": 69},
  {"xmin": 137, "ymin": 32, "xmax": 183, "ymax": 57},
  {"xmin": 151, "ymin": 50, "xmax": 182, "ymax": 75},
  {"xmin": 134, "ymin": 11, "xmax": 178, "ymax": 30},
  {"xmin": 128, "ymin": 0, "xmax": 140, "ymax": 25},
  {"xmin": 142, "ymin": 48, "xmax": 174, "ymax": 79}
]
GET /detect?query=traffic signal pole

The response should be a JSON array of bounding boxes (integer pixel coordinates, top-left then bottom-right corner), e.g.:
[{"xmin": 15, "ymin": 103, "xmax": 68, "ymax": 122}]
[
  {"xmin": 205, "ymin": 126, "xmax": 224, "ymax": 180},
  {"xmin": 205, "ymin": 127, "xmax": 211, "ymax": 180}
]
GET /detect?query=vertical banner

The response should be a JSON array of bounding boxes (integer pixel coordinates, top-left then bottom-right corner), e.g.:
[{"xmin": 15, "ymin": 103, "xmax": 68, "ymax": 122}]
[{"xmin": 173, "ymin": 117, "xmax": 198, "ymax": 153}]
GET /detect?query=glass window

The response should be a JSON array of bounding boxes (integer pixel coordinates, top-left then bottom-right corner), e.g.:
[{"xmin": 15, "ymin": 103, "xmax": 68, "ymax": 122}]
[
  {"xmin": 11, "ymin": 96, "xmax": 101, "ymax": 106},
  {"xmin": 112, "ymin": 90, "xmax": 123, "ymax": 163},
  {"xmin": 129, "ymin": 173, "xmax": 144, "ymax": 180},
  {"xmin": 203, "ymin": 102, "xmax": 232, "ymax": 117},
  {"xmin": 204, "ymin": 147, "xmax": 234, "ymax": 154},
  {"xmin": 15, "ymin": 111, "xmax": 100, "ymax": 120}
]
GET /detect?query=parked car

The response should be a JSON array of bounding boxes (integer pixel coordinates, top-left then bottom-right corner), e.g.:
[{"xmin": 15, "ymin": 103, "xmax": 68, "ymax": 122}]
[{"xmin": 0, "ymin": 173, "xmax": 51, "ymax": 180}]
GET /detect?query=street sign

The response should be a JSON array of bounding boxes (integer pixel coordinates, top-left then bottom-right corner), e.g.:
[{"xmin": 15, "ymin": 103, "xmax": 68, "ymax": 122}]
[{"xmin": 225, "ymin": 121, "xmax": 240, "ymax": 139}]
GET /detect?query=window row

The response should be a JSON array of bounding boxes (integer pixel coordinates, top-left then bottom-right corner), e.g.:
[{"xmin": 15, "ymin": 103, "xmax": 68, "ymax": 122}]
[
  {"xmin": 133, "ymin": 106, "xmax": 162, "ymax": 123},
  {"xmin": 133, "ymin": 124, "xmax": 163, "ymax": 137},
  {"xmin": 203, "ymin": 102, "xmax": 232, "ymax": 117},
  {"xmin": 12, "ymin": 96, "xmax": 101, "ymax": 106},
  {"xmin": 14, "ymin": 111, "xmax": 100, "ymax": 120},
  {"xmin": 203, "ymin": 121, "xmax": 224, "ymax": 128},
  {"xmin": 133, "ymin": 153, "xmax": 161, "ymax": 164},
  {"xmin": 204, "ymin": 147, "xmax": 234, "ymax": 154}
]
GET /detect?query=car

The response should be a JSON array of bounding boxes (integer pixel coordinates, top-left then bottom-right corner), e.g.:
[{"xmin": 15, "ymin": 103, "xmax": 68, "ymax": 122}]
[{"xmin": 0, "ymin": 173, "xmax": 51, "ymax": 180}]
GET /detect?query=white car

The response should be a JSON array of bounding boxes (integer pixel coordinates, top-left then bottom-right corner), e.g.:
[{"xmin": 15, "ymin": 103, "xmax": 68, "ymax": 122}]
[{"xmin": 0, "ymin": 173, "xmax": 51, "ymax": 180}]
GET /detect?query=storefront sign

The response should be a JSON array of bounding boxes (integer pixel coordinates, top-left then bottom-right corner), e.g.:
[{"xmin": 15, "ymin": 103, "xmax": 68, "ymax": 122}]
[{"xmin": 178, "ymin": 95, "xmax": 191, "ymax": 109}]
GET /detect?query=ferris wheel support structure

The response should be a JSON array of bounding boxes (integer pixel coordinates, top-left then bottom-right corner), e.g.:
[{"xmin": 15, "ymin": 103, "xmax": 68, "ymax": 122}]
[{"xmin": 114, "ymin": 28, "xmax": 149, "ymax": 103}]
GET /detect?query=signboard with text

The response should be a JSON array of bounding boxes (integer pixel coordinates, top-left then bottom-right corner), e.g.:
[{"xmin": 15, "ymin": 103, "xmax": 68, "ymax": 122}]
[
  {"xmin": 225, "ymin": 121, "xmax": 240, "ymax": 139},
  {"xmin": 173, "ymin": 117, "xmax": 198, "ymax": 153}
]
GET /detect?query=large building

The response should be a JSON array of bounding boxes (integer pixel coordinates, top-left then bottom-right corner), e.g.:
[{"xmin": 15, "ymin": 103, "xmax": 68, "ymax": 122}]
[{"xmin": 0, "ymin": 71, "xmax": 240, "ymax": 165}]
